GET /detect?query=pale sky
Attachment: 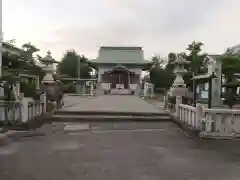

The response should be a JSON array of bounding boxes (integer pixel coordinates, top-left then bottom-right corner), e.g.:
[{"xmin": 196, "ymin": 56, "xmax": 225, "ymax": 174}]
[{"xmin": 2, "ymin": 0, "xmax": 240, "ymax": 60}]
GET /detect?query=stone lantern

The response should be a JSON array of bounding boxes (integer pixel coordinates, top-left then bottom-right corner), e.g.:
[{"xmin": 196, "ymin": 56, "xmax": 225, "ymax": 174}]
[
  {"xmin": 39, "ymin": 51, "xmax": 59, "ymax": 102},
  {"xmin": 41, "ymin": 51, "xmax": 57, "ymax": 84},
  {"xmin": 170, "ymin": 54, "xmax": 189, "ymax": 97}
]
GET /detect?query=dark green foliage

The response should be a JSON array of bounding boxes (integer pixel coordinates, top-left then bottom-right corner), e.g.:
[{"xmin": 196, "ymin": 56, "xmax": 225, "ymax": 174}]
[
  {"xmin": 2, "ymin": 49, "xmax": 45, "ymax": 77},
  {"xmin": 150, "ymin": 67, "xmax": 174, "ymax": 91},
  {"xmin": 149, "ymin": 55, "xmax": 174, "ymax": 91},
  {"xmin": 183, "ymin": 41, "xmax": 207, "ymax": 89},
  {"xmin": 1, "ymin": 46, "xmax": 45, "ymax": 100},
  {"xmin": 150, "ymin": 41, "xmax": 206, "ymax": 92},
  {"xmin": 20, "ymin": 82, "xmax": 37, "ymax": 97},
  {"xmin": 22, "ymin": 42, "xmax": 39, "ymax": 64},
  {"xmin": 57, "ymin": 50, "xmax": 92, "ymax": 78},
  {"xmin": 168, "ymin": 96, "xmax": 176, "ymax": 104},
  {"xmin": 220, "ymin": 55, "xmax": 240, "ymax": 82},
  {"xmin": 165, "ymin": 52, "xmax": 177, "ymax": 72},
  {"xmin": 219, "ymin": 55, "xmax": 240, "ymax": 98},
  {"xmin": 186, "ymin": 41, "xmax": 206, "ymax": 74}
]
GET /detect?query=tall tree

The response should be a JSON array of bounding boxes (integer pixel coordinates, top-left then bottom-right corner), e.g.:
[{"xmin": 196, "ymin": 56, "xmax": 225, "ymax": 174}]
[
  {"xmin": 186, "ymin": 41, "xmax": 206, "ymax": 75},
  {"xmin": 220, "ymin": 55, "xmax": 240, "ymax": 87},
  {"xmin": 182, "ymin": 41, "xmax": 207, "ymax": 89},
  {"xmin": 149, "ymin": 55, "xmax": 173, "ymax": 91},
  {"xmin": 22, "ymin": 42, "xmax": 40, "ymax": 64},
  {"xmin": 57, "ymin": 50, "xmax": 92, "ymax": 78},
  {"xmin": 165, "ymin": 52, "xmax": 177, "ymax": 72}
]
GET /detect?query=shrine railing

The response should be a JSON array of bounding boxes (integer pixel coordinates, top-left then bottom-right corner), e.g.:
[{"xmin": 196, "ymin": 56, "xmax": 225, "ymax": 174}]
[
  {"xmin": 27, "ymin": 101, "xmax": 44, "ymax": 121},
  {"xmin": 0, "ymin": 95, "xmax": 47, "ymax": 125},
  {"xmin": 201, "ymin": 109, "xmax": 240, "ymax": 137},
  {"xmin": 178, "ymin": 104, "xmax": 200, "ymax": 129},
  {"xmin": 0, "ymin": 101, "xmax": 22, "ymax": 122},
  {"xmin": 176, "ymin": 97, "xmax": 240, "ymax": 138}
]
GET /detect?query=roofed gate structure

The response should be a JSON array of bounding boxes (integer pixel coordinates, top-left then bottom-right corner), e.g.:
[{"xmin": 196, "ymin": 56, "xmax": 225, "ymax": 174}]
[{"xmin": 90, "ymin": 46, "xmax": 152, "ymax": 95}]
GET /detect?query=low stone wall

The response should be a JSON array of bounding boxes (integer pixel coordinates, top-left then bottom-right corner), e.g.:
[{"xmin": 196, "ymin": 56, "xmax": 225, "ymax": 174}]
[
  {"xmin": 200, "ymin": 108, "xmax": 240, "ymax": 138},
  {"xmin": 174, "ymin": 96, "xmax": 240, "ymax": 139}
]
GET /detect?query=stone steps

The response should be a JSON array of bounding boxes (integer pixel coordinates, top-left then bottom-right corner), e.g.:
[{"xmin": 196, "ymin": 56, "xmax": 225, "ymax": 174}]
[
  {"xmin": 52, "ymin": 95, "xmax": 171, "ymax": 123},
  {"xmin": 55, "ymin": 109, "xmax": 169, "ymax": 117},
  {"xmin": 51, "ymin": 114, "xmax": 171, "ymax": 122},
  {"xmin": 110, "ymin": 89, "xmax": 132, "ymax": 95}
]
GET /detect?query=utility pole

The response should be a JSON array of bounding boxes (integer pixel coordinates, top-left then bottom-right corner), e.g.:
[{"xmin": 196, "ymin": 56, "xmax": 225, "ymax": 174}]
[
  {"xmin": 77, "ymin": 54, "xmax": 81, "ymax": 79},
  {"xmin": 0, "ymin": 32, "xmax": 4, "ymax": 120},
  {"xmin": 76, "ymin": 54, "xmax": 81, "ymax": 94},
  {"xmin": 0, "ymin": 32, "xmax": 3, "ymax": 77}
]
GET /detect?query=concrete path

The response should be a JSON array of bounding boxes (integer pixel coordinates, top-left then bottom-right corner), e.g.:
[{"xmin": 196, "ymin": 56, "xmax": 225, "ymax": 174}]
[
  {"xmin": 63, "ymin": 95, "xmax": 91, "ymax": 108},
  {"xmin": 61, "ymin": 95, "xmax": 166, "ymax": 113},
  {"xmin": 1, "ymin": 121, "xmax": 240, "ymax": 180}
]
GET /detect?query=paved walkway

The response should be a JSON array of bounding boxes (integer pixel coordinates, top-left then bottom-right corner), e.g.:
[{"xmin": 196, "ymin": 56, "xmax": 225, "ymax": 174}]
[
  {"xmin": 2, "ymin": 95, "xmax": 240, "ymax": 179},
  {"xmin": 61, "ymin": 95, "xmax": 166, "ymax": 113},
  {"xmin": 1, "ymin": 122, "xmax": 240, "ymax": 180},
  {"xmin": 63, "ymin": 95, "xmax": 92, "ymax": 108}
]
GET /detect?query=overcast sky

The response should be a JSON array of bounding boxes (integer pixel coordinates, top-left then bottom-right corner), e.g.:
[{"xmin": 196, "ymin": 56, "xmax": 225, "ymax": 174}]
[{"xmin": 2, "ymin": 0, "xmax": 240, "ymax": 60}]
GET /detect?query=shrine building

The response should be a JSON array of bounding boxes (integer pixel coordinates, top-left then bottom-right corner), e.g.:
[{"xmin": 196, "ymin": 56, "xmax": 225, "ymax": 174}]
[{"xmin": 89, "ymin": 46, "xmax": 152, "ymax": 95}]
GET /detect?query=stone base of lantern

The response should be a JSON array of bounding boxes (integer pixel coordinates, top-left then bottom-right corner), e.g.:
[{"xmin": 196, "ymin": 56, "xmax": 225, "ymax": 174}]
[{"xmin": 171, "ymin": 87, "xmax": 188, "ymax": 97}]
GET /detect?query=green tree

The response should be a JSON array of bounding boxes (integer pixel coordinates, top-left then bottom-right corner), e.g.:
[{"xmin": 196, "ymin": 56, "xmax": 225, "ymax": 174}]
[
  {"xmin": 57, "ymin": 50, "xmax": 92, "ymax": 78},
  {"xmin": 1, "ymin": 50, "xmax": 45, "ymax": 100},
  {"xmin": 186, "ymin": 41, "xmax": 206, "ymax": 75},
  {"xmin": 182, "ymin": 41, "xmax": 207, "ymax": 89},
  {"xmin": 220, "ymin": 55, "xmax": 240, "ymax": 91},
  {"xmin": 149, "ymin": 55, "xmax": 174, "ymax": 91},
  {"xmin": 22, "ymin": 42, "xmax": 39, "ymax": 64},
  {"xmin": 165, "ymin": 52, "xmax": 177, "ymax": 72}
]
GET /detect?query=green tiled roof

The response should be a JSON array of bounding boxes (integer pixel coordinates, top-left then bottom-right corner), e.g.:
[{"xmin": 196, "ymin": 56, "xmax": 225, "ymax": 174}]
[{"xmin": 91, "ymin": 46, "xmax": 150, "ymax": 64}]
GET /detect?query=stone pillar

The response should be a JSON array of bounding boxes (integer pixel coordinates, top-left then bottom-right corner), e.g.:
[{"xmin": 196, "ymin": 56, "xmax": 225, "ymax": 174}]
[
  {"xmin": 151, "ymin": 84, "xmax": 154, "ymax": 98},
  {"xmin": 75, "ymin": 83, "xmax": 78, "ymax": 94},
  {"xmin": 16, "ymin": 81, "xmax": 20, "ymax": 98},
  {"xmin": 82, "ymin": 83, "xmax": 86, "ymax": 94},
  {"xmin": 211, "ymin": 78, "xmax": 221, "ymax": 107},
  {"xmin": 21, "ymin": 98, "xmax": 29, "ymax": 122},
  {"xmin": 90, "ymin": 83, "xmax": 93, "ymax": 96},
  {"xmin": 128, "ymin": 72, "xmax": 130, "ymax": 88},
  {"xmin": 0, "ymin": 86, "xmax": 5, "ymax": 121},
  {"xmin": 143, "ymin": 83, "xmax": 148, "ymax": 97},
  {"xmin": 196, "ymin": 102, "xmax": 203, "ymax": 129},
  {"xmin": 164, "ymin": 96, "xmax": 167, "ymax": 109},
  {"xmin": 40, "ymin": 93, "xmax": 47, "ymax": 113},
  {"xmin": 176, "ymin": 96, "xmax": 182, "ymax": 117}
]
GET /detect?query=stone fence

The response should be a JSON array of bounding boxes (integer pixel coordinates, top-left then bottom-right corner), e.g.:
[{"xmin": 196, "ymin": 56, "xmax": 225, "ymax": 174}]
[
  {"xmin": 0, "ymin": 94, "xmax": 47, "ymax": 124},
  {"xmin": 175, "ymin": 96, "xmax": 240, "ymax": 139}
]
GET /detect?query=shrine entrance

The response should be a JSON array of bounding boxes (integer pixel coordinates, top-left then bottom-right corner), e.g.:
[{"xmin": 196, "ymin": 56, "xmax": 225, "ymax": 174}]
[
  {"xmin": 109, "ymin": 70, "xmax": 129, "ymax": 89},
  {"xmin": 101, "ymin": 66, "xmax": 131, "ymax": 90}
]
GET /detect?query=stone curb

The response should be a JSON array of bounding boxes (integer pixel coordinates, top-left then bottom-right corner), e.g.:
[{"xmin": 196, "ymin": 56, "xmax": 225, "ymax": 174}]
[
  {"xmin": 169, "ymin": 114, "xmax": 200, "ymax": 138},
  {"xmin": 146, "ymin": 100, "xmax": 200, "ymax": 138},
  {"xmin": 0, "ymin": 112, "xmax": 52, "ymax": 147},
  {"xmin": 0, "ymin": 130, "xmax": 46, "ymax": 147},
  {"xmin": 6, "ymin": 130, "xmax": 46, "ymax": 140},
  {"xmin": 0, "ymin": 133, "xmax": 10, "ymax": 146}
]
